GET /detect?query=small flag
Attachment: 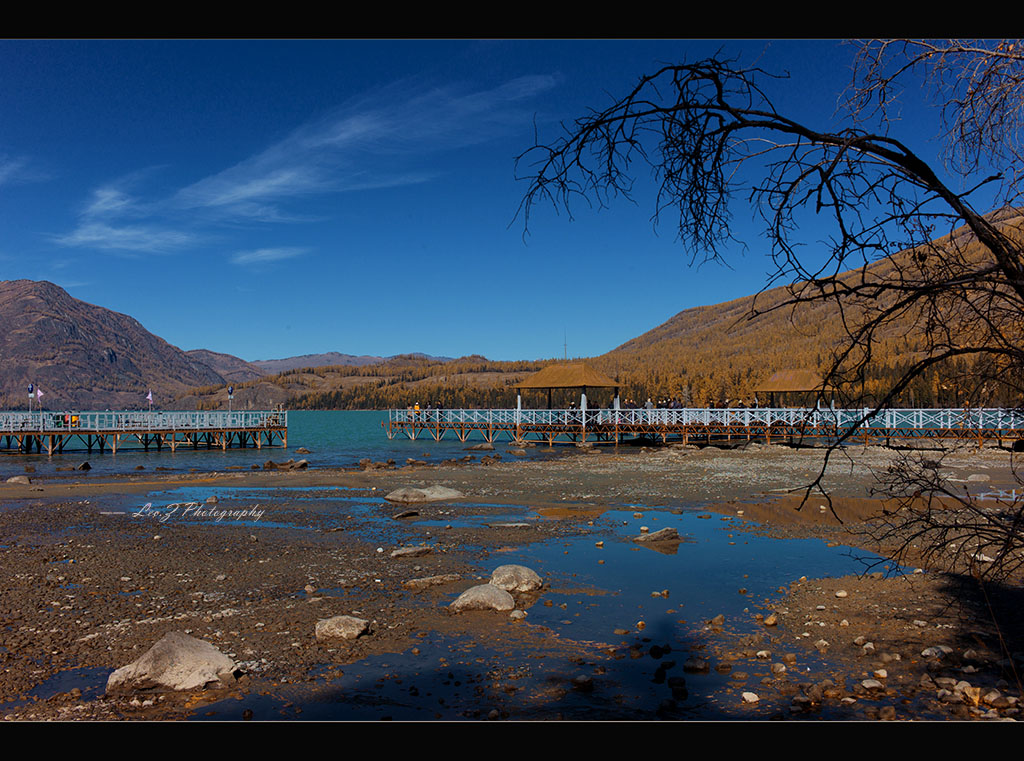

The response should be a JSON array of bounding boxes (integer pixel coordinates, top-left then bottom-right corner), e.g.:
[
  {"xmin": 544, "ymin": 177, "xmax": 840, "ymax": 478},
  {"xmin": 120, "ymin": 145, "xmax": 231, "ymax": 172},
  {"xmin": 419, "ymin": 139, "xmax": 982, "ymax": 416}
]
[
  {"xmin": 35, "ymin": 388, "xmax": 43, "ymax": 400},
  {"xmin": 146, "ymin": 390, "xmax": 153, "ymax": 402}
]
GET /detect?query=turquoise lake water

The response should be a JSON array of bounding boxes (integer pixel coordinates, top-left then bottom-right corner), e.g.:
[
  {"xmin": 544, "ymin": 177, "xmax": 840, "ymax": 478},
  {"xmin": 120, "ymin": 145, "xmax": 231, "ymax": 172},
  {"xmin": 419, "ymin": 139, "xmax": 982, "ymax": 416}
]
[{"xmin": 0, "ymin": 410, "xmax": 562, "ymax": 479}]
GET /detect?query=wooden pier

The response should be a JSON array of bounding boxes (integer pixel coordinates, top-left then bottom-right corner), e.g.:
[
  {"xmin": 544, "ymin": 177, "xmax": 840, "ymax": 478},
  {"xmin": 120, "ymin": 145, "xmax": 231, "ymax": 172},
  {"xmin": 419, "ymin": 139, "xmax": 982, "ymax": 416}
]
[
  {"xmin": 385, "ymin": 407, "xmax": 1024, "ymax": 447},
  {"xmin": 0, "ymin": 410, "xmax": 287, "ymax": 455}
]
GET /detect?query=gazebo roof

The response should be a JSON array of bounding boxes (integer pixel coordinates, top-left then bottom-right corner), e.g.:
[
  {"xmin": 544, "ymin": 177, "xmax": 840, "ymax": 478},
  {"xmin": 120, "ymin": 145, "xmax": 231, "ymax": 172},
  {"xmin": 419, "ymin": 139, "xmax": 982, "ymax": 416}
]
[
  {"xmin": 514, "ymin": 362, "xmax": 619, "ymax": 390},
  {"xmin": 755, "ymin": 369, "xmax": 827, "ymax": 393}
]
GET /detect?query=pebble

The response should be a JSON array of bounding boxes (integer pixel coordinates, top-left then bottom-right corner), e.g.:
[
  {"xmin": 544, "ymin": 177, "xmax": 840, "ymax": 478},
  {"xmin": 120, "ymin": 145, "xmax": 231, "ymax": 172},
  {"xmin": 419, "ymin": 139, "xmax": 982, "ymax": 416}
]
[
  {"xmin": 835, "ymin": 590, "xmax": 848, "ymax": 598},
  {"xmin": 741, "ymin": 692, "xmax": 759, "ymax": 703}
]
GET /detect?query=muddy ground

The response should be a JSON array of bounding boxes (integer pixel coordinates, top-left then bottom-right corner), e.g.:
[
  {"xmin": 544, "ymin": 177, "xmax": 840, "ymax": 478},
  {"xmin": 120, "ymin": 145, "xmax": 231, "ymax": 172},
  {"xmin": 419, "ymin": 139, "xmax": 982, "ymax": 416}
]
[{"xmin": 1, "ymin": 441, "xmax": 1021, "ymax": 720}]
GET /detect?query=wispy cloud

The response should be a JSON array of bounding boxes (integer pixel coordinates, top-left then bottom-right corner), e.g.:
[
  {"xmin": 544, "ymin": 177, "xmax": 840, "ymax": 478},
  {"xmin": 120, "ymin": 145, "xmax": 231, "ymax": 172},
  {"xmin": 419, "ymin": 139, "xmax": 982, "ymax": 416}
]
[
  {"xmin": 53, "ymin": 73, "xmax": 558, "ymax": 252},
  {"xmin": 231, "ymin": 247, "xmax": 308, "ymax": 265},
  {"xmin": 54, "ymin": 222, "xmax": 195, "ymax": 253},
  {"xmin": 175, "ymin": 75, "xmax": 557, "ymax": 220},
  {"xmin": 0, "ymin": 155, "xmax": 46, "ymax": 189}
]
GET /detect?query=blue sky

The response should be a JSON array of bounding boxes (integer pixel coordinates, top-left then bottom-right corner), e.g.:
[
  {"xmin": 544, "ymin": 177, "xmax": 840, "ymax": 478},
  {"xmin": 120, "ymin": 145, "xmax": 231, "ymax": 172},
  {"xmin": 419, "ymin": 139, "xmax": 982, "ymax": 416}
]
[{"xmin": 0, "ymin": 40, "xmax": 954, "ymax": 362}]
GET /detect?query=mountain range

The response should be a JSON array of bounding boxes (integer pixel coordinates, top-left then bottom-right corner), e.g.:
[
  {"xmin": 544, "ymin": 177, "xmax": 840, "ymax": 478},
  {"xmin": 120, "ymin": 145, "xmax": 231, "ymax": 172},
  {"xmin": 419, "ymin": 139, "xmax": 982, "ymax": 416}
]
[{"xmin": 0, "ymin": 279, "xmax": 454, "ymax": 409}]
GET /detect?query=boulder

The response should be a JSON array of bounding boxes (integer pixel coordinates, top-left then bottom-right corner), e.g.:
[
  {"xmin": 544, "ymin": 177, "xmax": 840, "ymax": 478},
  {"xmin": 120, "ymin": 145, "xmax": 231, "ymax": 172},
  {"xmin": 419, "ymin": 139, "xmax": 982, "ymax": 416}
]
[
  {"xmin": 449, "ymin": 584, "xmax": 515, "ymax": 613},
  {"xmin": 105, "ymin": 631, "xmax": 238, "ymax": 694},
  {"xmin": 467, "ymin": 442, "xmax": 495, "ymax": 451},
  {"xmin": 490, "ymin": 564, "xmax": 543, "ymax": 593},
  {"xmin": 315, "ymin": 615, "xmax": 370, "ymax": 641},
  {"xmin": 633, "ymin": 527, "xmax": 680, "ymax": 543},
  {"xmin": 384, "ymin": 485, "xmax": 464, "ymax": 504},
  {"xmin": 76, "ymin": 461, "xmax": 91, "ymax": 471},
  {"xmin": 5, "ymin": 475, "xmax": 31, "ymax": 485}
]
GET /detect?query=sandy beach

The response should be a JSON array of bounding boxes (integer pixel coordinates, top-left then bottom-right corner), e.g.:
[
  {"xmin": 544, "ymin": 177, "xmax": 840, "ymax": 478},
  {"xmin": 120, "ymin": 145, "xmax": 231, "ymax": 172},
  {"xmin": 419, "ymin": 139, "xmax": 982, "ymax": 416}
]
[{"xmin": 1, "ymin": 441, "xmax": 1021, "ymax": 721}]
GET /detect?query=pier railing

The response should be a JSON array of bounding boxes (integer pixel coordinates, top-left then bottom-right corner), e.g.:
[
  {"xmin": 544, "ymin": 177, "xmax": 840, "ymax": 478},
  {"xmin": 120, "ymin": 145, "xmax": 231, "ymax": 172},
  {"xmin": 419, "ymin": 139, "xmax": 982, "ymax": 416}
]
[
  {"xmin": 389, "ymin": 407, "xmax": 1024, "ymax": 430},
  {"xmin": 386, "ymin": 406, "xmax": 1024, "ymax": 444},
  {"xmin": 0, "ymin": 410, "xmax": 287, "ymax": 433}
]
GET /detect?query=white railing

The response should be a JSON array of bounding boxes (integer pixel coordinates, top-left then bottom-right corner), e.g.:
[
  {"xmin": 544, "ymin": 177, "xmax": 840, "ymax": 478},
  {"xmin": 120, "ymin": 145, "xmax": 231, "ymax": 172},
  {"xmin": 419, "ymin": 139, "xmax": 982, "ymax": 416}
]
[
  {"xmin": 389, "ymin": 407, "xmax": 1024, "ymax": 431},
  {"xmin": 0, "ymin": 410, "xmax": 287, "ymax": 434}
]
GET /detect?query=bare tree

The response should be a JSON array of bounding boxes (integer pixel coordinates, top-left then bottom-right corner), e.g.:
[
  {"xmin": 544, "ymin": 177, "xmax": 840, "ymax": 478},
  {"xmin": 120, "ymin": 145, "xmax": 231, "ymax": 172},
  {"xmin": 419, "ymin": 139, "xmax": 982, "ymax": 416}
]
[{"xmin": 515, "ymin": 41, "xmax": 1024, "ymax": 579}]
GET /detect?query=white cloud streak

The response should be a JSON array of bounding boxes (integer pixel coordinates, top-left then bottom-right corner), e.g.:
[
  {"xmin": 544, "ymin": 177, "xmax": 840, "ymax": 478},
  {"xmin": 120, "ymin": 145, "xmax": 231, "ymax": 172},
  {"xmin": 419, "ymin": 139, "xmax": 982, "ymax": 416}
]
[
  {"xmin": 53, "ymin": 73, "xmax": 558, "ymax": 253},
  {"xmin": 175, "ymin": 75, "xmax": 557, "ymax": 219},
  {"xmin": 231, "ymin": 247, "xmax": 308, "ymax": 265},
  {"xmin": 54, "ymin": 222, "xmax": 195, "ymax": 252}
]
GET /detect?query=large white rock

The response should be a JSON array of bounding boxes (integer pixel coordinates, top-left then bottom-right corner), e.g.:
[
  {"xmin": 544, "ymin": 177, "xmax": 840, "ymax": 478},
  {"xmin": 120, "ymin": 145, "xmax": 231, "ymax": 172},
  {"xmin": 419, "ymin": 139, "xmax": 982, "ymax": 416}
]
[
  {"xmin": 384, "ymin": 486, "xmax": 464, "ymax": 504},
  {"xmin": 105, "ymin": 631, "xmax": 237, "ymax": 694},
  {"xmin": 315, "ymin": 615, "xmax": 370, "ymax": 641},
  {"xmin": 449, "ymin": 584, "xmax": 515, "ymax": 612},
  {"xmin": 490, "ymin": 564, "xmax": 543, "ymax": 593}
]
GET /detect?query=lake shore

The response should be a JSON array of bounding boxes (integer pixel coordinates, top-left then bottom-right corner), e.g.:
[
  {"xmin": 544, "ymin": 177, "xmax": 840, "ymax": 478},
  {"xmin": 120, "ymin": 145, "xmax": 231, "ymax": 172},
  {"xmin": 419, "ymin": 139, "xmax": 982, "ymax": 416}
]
[{"xmin": 1, "ymin": 441, "xmax": 1021, "ymax": 720}]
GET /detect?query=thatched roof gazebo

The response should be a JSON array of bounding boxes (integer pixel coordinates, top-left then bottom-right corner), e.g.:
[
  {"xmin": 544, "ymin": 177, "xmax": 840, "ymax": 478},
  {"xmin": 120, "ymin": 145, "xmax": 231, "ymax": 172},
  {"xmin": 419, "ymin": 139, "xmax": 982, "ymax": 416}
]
[
  {"xmin": 755, "ymin": 369, "xmax": 830, "ymax": 406},
  {"xmin": 514, "ymin": 362, "xmax": 620, "ymax": 410}
]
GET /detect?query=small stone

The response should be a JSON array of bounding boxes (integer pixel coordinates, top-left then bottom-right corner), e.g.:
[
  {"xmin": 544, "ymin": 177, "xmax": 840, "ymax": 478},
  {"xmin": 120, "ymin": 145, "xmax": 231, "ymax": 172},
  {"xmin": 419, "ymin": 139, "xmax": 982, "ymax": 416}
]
[
  {"xmin": 390, "ymin": 546, "xmax": 432, "ymax": 559},
  {"xmin": 315, "ymin": 615, "xmax": 370, "ymax": 641},
  {"xmin": 834, "ymin": 590, "xmax": 847, "ymax": 598},
  {"xmin": 632, "ymin": 527, "xmax": 680, "ymax": 544},
  {"xmin": 571, "ymin": 675, "xmax": 594, "ymax": 692},
  {"xmin": 742, "ymin": 692, "xmax": 759, "ymax": 703},
  {"xmin": 683, "ymin": 657, "xmax": 710, "ymax": 673}
]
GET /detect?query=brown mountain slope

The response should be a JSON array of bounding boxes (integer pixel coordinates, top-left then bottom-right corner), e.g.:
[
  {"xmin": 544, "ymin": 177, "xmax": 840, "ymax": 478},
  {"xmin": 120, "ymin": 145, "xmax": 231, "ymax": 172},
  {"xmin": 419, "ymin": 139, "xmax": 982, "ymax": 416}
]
[
  {"xmin": 0, "ymin": 280, "xmax": 226, "ymax": 409},
  {"xmin": 590, "ymin": 210, "xmax": 1024, "ymax": 407}
]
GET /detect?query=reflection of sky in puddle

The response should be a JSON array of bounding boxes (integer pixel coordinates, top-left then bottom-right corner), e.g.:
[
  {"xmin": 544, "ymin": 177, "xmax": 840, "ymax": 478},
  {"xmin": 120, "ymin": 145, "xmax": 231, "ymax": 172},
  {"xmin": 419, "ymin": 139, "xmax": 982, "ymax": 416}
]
[{"xmin": 0, "ymin": 666, "xmax": 111, "ymax": 713}]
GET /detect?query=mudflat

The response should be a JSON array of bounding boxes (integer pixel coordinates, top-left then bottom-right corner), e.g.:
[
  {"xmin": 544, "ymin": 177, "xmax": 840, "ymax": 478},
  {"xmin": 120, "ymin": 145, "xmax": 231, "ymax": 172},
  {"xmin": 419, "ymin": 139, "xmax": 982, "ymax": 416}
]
[{"xmin": 1, "ymin": 442, "xmax": 1021, "ymax": 720}]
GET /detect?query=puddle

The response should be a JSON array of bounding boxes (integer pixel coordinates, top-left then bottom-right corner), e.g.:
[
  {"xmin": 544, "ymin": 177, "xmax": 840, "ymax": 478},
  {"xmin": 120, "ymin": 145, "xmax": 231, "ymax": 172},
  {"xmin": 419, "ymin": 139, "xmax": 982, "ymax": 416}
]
[
  {"xmin": 192, "ymin": 505, "xmax": 906, "ymax": 720},
  {"xmin": 0, "ymin": 666, "xmax": 111, "ymax": 713}
]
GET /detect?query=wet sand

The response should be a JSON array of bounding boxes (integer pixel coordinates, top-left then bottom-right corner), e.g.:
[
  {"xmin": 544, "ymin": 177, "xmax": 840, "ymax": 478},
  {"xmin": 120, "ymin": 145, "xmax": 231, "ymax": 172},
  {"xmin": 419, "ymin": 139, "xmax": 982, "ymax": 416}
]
[{"xmin": 1, "ymin": 441, "xmax": 1021, "ymax": 720}]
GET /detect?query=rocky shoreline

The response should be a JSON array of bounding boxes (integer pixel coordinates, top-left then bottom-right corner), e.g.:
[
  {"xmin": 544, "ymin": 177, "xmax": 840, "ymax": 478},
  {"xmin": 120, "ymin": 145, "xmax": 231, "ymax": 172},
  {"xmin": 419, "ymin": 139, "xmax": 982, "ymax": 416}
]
[{"xmin": 0, "ymin": 442, "xmax": 1020, "ymax": 721}]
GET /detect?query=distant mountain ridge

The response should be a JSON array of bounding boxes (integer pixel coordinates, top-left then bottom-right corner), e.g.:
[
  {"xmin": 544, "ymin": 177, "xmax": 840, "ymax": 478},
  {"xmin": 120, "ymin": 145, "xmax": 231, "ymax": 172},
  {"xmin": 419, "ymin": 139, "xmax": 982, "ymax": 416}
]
[
  {"xmin": 250, "ymin": 352, "xmax": 455, "ymax": 375},
  {"xmin": 0, "ymin": 280, "xmax": 461, "ymax": 409}
]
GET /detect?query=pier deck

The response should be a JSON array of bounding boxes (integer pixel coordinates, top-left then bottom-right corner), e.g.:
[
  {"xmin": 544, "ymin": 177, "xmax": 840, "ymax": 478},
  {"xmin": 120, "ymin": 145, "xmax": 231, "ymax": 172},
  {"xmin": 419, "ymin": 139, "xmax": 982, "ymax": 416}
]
[
  {"xmin": 0, "ymin": 410, "xmax": 287, "ymax": 455},
  {"xmin": 385, "ymin": 407, "xmax": 1024, "ymax": 447}
]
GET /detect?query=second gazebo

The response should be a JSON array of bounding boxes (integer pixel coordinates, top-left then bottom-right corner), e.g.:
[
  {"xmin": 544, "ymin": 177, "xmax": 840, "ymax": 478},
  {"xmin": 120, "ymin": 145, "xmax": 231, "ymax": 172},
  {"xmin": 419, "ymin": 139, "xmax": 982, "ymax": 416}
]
[
  {"xmin": 514, "ymin": 362, "xmax": 620, "ymax": 410},
  {"xmin": 755, "ymin": 368, "xmax": 830, "ymax": 407}
]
